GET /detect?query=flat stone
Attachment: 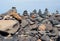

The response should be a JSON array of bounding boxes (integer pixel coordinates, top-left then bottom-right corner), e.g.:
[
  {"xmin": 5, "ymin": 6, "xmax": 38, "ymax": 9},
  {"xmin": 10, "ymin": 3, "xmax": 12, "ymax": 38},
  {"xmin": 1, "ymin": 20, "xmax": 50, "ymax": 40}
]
[{"xmin": 0, "ymin": 20, "xmax": 19, "ymax": 34}]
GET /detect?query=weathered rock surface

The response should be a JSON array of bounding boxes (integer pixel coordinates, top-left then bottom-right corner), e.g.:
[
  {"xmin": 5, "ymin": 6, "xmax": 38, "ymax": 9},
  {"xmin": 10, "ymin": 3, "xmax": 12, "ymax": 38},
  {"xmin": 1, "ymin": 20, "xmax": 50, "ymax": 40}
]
[
  {"xmin": 0, "ymin": 7, "xmax": 60, "ymax": 41},
  {"xmin": 0, "ymin": 20, "xmax": 19, "ymax": 34}
]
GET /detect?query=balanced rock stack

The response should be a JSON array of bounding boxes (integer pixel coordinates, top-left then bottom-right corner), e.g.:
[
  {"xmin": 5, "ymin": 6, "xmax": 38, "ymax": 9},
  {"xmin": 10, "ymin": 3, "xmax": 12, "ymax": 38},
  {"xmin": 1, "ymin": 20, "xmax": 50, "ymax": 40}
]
[{"xmin": 0, "ymin": 7, "xmax": 60, "ymax": 41}]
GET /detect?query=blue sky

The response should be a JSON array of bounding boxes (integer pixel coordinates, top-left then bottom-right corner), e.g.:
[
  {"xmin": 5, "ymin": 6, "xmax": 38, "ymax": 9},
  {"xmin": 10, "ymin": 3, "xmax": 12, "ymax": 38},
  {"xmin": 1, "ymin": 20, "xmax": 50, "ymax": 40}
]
[{"xmin": 0, "ymin": 0, "xmax": 60, "ymax": 14}]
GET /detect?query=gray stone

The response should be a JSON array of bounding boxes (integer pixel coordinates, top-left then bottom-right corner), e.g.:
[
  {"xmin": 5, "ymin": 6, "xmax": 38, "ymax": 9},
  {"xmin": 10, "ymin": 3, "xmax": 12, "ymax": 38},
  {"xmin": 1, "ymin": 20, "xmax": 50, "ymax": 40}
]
[
  {"xmin": 21, "ymin": 19, "xmax": 28, "ymax": 28},
  {"xmin": 41, "ymin": 34, "xmax": 50, "ymax": 41}
]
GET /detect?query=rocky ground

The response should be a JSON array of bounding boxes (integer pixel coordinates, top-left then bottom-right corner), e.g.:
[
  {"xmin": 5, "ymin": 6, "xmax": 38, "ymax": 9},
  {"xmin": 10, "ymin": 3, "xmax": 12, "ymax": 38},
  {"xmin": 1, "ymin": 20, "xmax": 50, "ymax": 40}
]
[{"xmin": 0, "ymin": 7, "xmax": 60, "ymax": 41}]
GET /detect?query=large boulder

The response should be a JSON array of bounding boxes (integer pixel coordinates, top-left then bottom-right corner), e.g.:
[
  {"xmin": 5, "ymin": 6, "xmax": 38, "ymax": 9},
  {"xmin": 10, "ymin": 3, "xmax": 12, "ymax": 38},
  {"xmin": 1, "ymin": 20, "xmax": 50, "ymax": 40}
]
[{"xmin": 0, "ymin": 20, "xmax": 19, "ymax": 34}]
